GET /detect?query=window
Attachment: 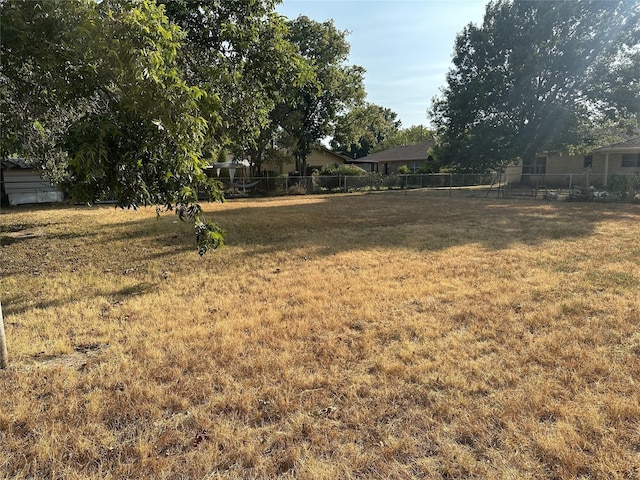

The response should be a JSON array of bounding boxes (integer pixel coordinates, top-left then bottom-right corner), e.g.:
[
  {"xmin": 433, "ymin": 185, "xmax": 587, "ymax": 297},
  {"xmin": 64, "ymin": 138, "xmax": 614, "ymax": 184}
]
[
  {"xmin": 522, "ymin": 156, "xmax": 546, "ymax": 175},
  {"xmin": 583, "ymin": 155, "xmax": 593, "ymax": 168},
  {"xmin": 621, "ymin": 153, "xmax": 640, "ymax": 167},
  {"xmin": 408, "ymin": 161, "xmax": 422, "ymax": 173}
]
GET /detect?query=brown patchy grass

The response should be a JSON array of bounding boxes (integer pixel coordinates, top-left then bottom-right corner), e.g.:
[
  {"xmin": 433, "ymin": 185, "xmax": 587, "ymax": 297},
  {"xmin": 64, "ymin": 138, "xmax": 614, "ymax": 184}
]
[{"xmin": 1, "ymin": 191, "xmax": 639, "ymax": 479}]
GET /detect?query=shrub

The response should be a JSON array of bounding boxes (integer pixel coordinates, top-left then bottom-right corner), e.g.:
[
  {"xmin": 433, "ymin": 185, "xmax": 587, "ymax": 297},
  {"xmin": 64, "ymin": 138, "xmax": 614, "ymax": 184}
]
[
  {"xmin": 288, "ymin": 182, "xmax": 308, "ymax": 195},
  {"xmin": 316, "ymin": 163, "xmax": 367, "ymax": 176},
  {"xmin": 314, "ymin": 164, "xmax": 367, "ymax": 191},
  {"xmin": 607, "ymin": 174, "xmax": 637, "ymax": 199}
]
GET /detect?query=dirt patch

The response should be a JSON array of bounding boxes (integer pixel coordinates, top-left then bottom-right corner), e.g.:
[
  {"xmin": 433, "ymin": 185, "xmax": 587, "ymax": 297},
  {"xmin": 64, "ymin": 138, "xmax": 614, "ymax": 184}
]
[
  {"xmin": 31, "ymin": 343, "xmax": 108, "ymax": 370},
  {"xmin": 0, "ymin": 226, "xmax": 48, "ymax": 246}
]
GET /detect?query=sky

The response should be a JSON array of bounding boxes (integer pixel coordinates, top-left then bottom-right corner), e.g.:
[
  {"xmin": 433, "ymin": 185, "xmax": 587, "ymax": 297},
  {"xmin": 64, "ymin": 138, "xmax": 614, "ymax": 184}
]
[{"xmin": 276, "ymin": 0, "xmax": 488, "ymax": 129}]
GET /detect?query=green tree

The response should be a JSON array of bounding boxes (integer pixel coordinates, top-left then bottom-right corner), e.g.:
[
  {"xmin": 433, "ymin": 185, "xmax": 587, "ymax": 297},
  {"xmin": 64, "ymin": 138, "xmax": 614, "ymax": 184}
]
[
  {"xmin": 1, "ymin": 0, "xmax": 89, "ymax": 175},
  {"xmin": 275, "ymin": 16, "xmax": 365, "ymax": 175},
  {"xmin": 0, "ymin": 0, "xmax": 225, "ymax": 367},
  {"xmin": 330, "ymin": 103, "xmax": 401, "ymax": 159},
  {"xmin": 2, "ymin": 0, "xmax": 224, "ymax": 226},
  {"xmin": 159, "ymin": 0, "xmax": 309, "ymax": 175},
  {"xmin": 430, "ymin": 0, "xmax": 640, "ymax": 172},
  {"xmin": 376, "ymin": 125, "xmax": 434, "ymax": 152},
  {"xmin": 70, "ymin": 0, "xmax": 223, "ymax": 211}
]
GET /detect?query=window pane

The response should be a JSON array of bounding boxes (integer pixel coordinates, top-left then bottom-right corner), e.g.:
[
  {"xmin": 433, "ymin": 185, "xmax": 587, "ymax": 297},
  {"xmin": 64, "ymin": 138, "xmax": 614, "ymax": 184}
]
[{"xmin": 622, "ymin": 154, "xmax": 639, "ymax": 167}]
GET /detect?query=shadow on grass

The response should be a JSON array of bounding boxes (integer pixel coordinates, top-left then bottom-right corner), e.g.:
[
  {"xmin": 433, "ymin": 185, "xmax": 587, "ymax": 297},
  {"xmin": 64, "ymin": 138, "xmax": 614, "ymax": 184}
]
[
  {"xmin": 201, "ymin": 191, "xmax": 636, "ymax": 258},
  {"xmin": 1, "ymin": 282, "xmax": 160, "ymax": 317},
  {"xmin": 1, "ymin": 191, "xmax": 636, "ymax": 269},
  {"xmin": 0, "ymin": 193, "xmax": 636, "ymax": 318}
]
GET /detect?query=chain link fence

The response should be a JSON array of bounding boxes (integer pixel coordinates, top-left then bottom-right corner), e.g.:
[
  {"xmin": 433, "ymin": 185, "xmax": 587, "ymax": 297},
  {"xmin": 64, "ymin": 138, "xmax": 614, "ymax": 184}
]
[
  {"xmin": 501, "ymin": 173, "xmax": 640, "ymax": 200},
  {"xmin": 220, "ymin": 172, "xmax": 639, "ymax": 202},
  {"xmin": 3, "ymin": 170, "xmax": 638, "ymax": 204},
  {"xmin": 224, "ymin": 173, "xmax": 500, "ymax": 196}
]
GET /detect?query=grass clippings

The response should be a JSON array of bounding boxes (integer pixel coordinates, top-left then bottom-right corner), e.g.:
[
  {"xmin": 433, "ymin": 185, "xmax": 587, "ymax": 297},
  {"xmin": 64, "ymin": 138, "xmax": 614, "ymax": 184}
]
[{"xmin": 1, "ymin": 191, "xmax": 639, "ymax": 479}]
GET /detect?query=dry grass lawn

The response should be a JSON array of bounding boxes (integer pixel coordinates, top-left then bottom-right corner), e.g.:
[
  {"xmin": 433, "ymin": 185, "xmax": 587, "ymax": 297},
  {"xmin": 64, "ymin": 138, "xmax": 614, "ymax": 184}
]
[{"xmin": 1, "ymin": 190, "xmax": 639, "ymax": 479}]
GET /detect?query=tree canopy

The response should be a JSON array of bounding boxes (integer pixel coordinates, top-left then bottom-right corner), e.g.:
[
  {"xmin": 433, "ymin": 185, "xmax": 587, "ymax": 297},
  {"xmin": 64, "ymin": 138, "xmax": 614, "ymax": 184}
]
[
  {"xmin": 158, "ymin": 0, "xmax": 307, "ymax": 171},
  {"xmin": 1, "ymin": 0, "xmax": 222, "ymax": 218},
  {"xmin": 330, "ymin": 103, "xmax": 402, "ymax": 159},
  {"xmin": 1, "ymin": 2, "xmax": 371, "ymax": 188},
  {"xmin": 430, "ymin": 0, "xmax": 640, "ymax": 172},
  {"xmin": 274, "ymin": 16, "xmax": 366, "ymax": 174},
  {"xmin": 376, "ymin": 125, "xmax": 434, "ymax": 152}
]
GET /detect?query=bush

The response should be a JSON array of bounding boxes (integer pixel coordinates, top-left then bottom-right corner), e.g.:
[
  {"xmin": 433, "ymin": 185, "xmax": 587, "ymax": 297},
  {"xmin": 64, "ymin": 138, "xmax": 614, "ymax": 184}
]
[
  {"xmin": 316, "ymin": 163, "xmax": 367, "ymax": 176},
  {"xmin": 288, "ymin": 182, "xmax": 309, "ymax": 195},
  {"xmin": 607, "ymin": 174, "xmax": 637, "ymax": 200},
  {"xmin": 314, "ymin": 164, "xmax": 367, "ymax": 191}
]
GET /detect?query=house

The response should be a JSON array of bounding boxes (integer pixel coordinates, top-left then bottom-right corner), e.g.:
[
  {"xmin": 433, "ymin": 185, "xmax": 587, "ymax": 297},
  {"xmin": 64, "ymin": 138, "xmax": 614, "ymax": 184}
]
[
  {"xmin": 1, "ymin": 158, "xmax": 64, "ymax": 206},
  {"xmin": 593, "ymin": 136, "xmax": 640, "ymax": 184},
  {"xmin": 349, "ymin": 140, "xmax": 435, "ymax": 174},
  {"xmin": 507, "ymin": 136, "xmax": 640, "ymax": 187},
  {"xmin": 262, "ymin": 146, "xmax": 349, "ymax": 176}
]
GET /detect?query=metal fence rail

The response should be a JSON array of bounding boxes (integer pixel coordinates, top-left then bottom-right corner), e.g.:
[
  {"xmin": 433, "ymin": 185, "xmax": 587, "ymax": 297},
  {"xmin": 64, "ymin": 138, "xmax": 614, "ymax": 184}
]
[
  {"xmin": 3, "ymin": 171, "xmax": 638, "ymax": 204},
  {"xmin": 218, "ymin": 172, "xmax": 640, "ymax": 200},
  {"xmin": 500, "ymin": 173, "xmax": 640, "ymax": 199},
  {"xmin": 222, "ymin": 173, "xmax": 503, "ymax": 196}
]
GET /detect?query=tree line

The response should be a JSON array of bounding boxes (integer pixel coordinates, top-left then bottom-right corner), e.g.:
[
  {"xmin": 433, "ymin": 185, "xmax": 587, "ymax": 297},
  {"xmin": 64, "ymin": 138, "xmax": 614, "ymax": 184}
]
[
  {"xmin": 430, "ymin": 0, "xmax": 640, "ymax": 173},
  {"xmin": 1, "ymin": 0, "xmax": 418, "ymax": 208},
  {"xmin": 0, "ymin": 0, "xmax": 638, "ymax": 230},
  {"xmin": 6, "ymin": 1, "xmax": 633, "ymax": 203}
]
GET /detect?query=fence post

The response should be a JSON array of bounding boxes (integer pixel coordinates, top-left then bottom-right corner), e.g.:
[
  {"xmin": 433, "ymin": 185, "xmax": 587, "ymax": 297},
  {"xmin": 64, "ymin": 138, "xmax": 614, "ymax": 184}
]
[
  {"xmin": 502, "ymin": 172, "xmax": 508, "ymax": 197},
  {"xmin": 0, "ymin": 302, "xmax": 7, "ymax": 369},
  {"xmin": 569, "ymin": 174, "xmax": 572, "ymax": 190},
  {"xmin": 449, "ymin": 173, "xmax": 453, "ymax": 196}
]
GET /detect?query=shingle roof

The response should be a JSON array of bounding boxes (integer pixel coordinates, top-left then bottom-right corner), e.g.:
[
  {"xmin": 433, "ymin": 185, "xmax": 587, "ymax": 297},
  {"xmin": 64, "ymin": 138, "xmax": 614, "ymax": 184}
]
[
  {"xmin": 1, "ymin": 158, "xmax": 31, "ymax": 169},
  {"xmin": 317, "ymin": 146, "xmax": 352, "ymax": 163},
  {"xmin": 358, "ymin": 140, "xmax": 434, "ymax": 163},
  {"xmin": 331, "ymin": 150, "xmax": 356, "ymax": 163},
  {"xmin": 594, "ymin": 136, "xmax": 640, "ymax": 152}
]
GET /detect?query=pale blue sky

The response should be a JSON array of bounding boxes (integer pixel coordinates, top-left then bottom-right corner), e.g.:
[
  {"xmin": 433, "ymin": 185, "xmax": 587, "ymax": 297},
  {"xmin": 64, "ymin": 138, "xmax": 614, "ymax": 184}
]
[{"xmin": 276, "ymin": 0, "xmax": 488, "ymax": 128}]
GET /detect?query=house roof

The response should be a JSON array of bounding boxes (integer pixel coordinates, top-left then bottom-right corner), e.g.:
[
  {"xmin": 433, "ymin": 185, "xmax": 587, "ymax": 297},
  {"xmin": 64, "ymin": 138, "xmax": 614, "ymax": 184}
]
[
  {"xmin": 329, "ymin": 150, "xmax": 356, "ymax": 163},
  {"xmin": 315, "ymin": 146, "xmax": 351, "ymax": 163},
  {"xmin": 593, "ymin": 136, "xmax": 640, "ymax": 153},
  {"xmin": 356, "ymin": 140, "xmax": 434, "ymax": 163},
  {"xmin": 1, "ymin": 158, "xmax": 31, "ymax": 169}
]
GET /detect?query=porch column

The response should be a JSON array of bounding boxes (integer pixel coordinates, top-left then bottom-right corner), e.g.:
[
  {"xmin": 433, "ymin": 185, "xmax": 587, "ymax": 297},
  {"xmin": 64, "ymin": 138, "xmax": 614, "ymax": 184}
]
[{"xmin": 603, "ymin": 153, "xmax": 609, "ymax": 186}]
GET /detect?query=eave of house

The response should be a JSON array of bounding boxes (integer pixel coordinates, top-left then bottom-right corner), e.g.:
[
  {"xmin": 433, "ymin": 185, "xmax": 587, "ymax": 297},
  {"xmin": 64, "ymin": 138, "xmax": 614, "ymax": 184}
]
[
  {"xmin": 1, "ymin": 158, "xmax": 31, "ymax": 169},
  {"xmin": 356, "ymin": 140, "xmax": 434, "ymax": 163},
  {"xmin": 593, "ymin": 136, "xmax": 640, "ymax": 154}
]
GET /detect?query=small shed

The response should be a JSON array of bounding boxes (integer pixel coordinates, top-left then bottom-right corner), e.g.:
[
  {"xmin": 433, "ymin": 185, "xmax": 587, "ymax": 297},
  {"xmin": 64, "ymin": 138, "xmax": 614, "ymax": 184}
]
[{"xmin": 1, "ymin": 158, "xmax": 64, "ymax": 206}]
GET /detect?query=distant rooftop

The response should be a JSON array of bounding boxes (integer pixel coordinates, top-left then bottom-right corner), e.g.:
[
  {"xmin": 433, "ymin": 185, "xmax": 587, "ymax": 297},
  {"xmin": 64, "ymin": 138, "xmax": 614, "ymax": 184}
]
[
  {"xmin": 1, "ymin": 158, "xmax": 31, "ymax": 169},
  {"xmin": 359, "ymin": 140, "xmax": 434, "ymax": 163},
  {"xmin": 594, "ymin": 136, "xmax": 640, "ymax": 152}
]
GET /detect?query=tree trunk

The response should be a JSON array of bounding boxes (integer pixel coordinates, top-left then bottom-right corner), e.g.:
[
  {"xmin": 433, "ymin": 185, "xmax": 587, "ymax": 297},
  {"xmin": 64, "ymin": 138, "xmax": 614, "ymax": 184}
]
[{"xmin": 0, "ymin": 300, "xmax": 7, "ymax": 369}]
